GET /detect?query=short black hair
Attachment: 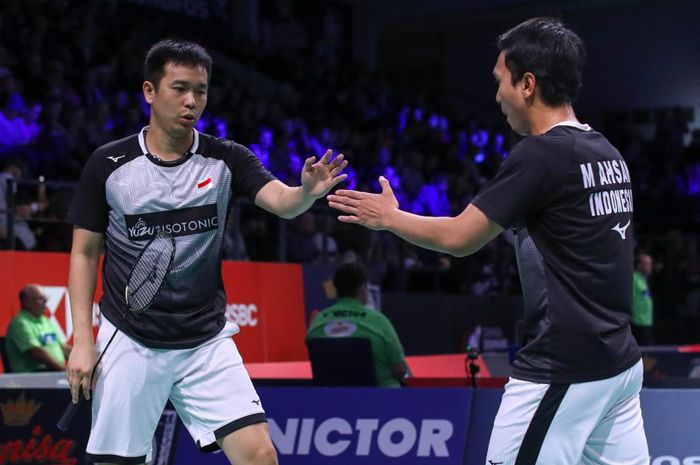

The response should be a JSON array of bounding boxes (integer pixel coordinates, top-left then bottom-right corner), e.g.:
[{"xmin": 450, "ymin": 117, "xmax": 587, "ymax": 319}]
[
  {"xmin": 333, "ymin": 262, "xmax": 367, "ymax": 298},
  {"xmin": 497, "ymin": 17, "xmax": 586, "ymax": 106},
  {"xmin": 144, "ymin": 39, "xmax": 212, "ymax": 88},
  {"xmin": 18, "ymin": 286, "xmax": 30, "ymax": 305}
]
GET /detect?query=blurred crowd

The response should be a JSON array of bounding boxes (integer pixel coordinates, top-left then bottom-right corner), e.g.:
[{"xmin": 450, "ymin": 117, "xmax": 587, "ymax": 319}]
[{"xmin": 0, "ymin": 0, "xmax": 699, "ymax": 342}]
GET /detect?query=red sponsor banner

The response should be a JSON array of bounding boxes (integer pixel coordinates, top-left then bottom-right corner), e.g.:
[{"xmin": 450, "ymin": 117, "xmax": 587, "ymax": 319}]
[{"xmin": 0, "ymin": 252, "xmax": 307, "ymax": 372}]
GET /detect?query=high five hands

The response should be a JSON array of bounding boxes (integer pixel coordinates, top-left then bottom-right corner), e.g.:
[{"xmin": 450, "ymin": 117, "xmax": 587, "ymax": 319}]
[
  {"xmin": 327, "ymin": 176, "xmax": 399, "ymax": 231},
  {"xmin": 302, "ymin": 149, "xmax": 349, "ymax": 199}
]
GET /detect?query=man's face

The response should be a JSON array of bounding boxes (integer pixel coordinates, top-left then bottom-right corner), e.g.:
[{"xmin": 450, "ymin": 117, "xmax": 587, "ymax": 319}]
[
  {"xmin": 144, "ymin": 62, "xmax": 208, "ymax": 138},
  {"xmin": 638, "ymin": 254, "xmax": 653, "ymax": 276},
  {"xmin": 493, "ymin": 51, "xmax": 530, "ymax": 136},
  {"xmin": 23, "ymin": 286, "xmax": 47, "ymax": 316}
]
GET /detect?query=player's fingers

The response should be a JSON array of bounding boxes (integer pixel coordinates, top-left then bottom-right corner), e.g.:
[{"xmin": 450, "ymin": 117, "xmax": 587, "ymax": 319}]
[
  {"xmin": 327, "ymin": 193, "xmax": 361, "ymax": 207},
  {"xmin": 328, "ymin": 153, "xmax": 345, "ymax": 168},
  {"xmin": 379, "ymin": 176, "xmax": 395, "ymax": 195},
  {"xmin": 328, "ymin": 199, "xmax": 359, "ymax": 215},
  {"xmin": 337, "ymin": 215, "xmax": 360, "ymax": 224},
  {"xmin": 330, "ymin": 160, "xmax": 348, "ymax": 177},
  {"xmin": 318, "ymin": 149, "xmax": 332, "ymax": 165},
  {"xmin": 333, "ymin": 189, "xmax": 367, "ymax": 200},
  {"xmin": 303, "ymin": 156, "xmax": 316, "ymax": 170},
  {"xmin": 81, "ymin": 376, "xmax": 91, "ymax": 400},
  {"xmin": 329, "ymin": 173, "xmax": 348, "ymax": 187},
  {"xmin": 69, "ymin": 376, "xmax": 81, "ymax": 403}
]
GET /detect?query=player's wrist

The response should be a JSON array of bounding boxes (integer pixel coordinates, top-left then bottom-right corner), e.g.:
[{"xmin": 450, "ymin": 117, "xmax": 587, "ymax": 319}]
[
  {"xmin": 382, "ymin": 206, "xmax": 401, "ymax": 232},
  {"xmin": 71, "ymin": 329, "xmax": 95, "ymax": 346}
]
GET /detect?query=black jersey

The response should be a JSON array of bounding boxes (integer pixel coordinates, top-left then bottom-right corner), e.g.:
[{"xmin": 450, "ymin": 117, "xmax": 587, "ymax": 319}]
[
  {"xmin": 472, "ymin": 122, "xmax": 640, "ymax": 383},
  {"xmin": 70, "ymin": 127, "xmax": 276, "ymax": 349}
]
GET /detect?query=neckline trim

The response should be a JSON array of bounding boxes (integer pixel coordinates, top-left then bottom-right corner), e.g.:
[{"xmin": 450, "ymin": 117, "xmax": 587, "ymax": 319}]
[
  {"xmin": 547, "ymin": 120, "xmax": 592, "ymax": 132},
  {"xmin": 137, "ymin": 126, "xmax": 199, "ymax": 167}
]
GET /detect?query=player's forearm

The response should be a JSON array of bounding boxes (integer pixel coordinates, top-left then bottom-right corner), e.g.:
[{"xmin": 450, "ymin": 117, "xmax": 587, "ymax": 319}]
[
  {"xmin": 68, "ymin": 250, "xmax": 100, "ymax": 346},
  {"xmin": 27, "ymin": 347, "xmax": 66, "ymax": 370},
  {"xmin": 267, "ymin": 184, "xmax": 316, "ymax": 219},
  {"xmin": 384, "ymin": 210, "xmax": 468, "ymax": 256}
]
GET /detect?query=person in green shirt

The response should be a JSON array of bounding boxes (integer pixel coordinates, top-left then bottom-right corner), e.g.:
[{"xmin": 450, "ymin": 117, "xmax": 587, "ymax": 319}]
[
  {"xmin": 306, "ymin": 262, "xmax": 408, "ymax": 387},
  {"xmin": 632, "ymin": 251, "xmax": 653, "ymax": 345},
  {"xmin": 5, "ymin": 284, "xmax": 71, "ymax": 372}
]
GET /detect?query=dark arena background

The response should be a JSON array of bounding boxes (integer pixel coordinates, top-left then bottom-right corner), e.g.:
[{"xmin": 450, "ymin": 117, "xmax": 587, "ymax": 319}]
[{"xmin": 1, "ymin": 0, "xmax": 699, "ymax": 464}]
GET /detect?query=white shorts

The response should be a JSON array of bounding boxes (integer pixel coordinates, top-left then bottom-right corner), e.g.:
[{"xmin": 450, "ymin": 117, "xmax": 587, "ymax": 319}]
[
  {"xmin": 86, "ymin": 317, "xmax": 266, "ymax": 464},
  {"xmin": 485, "ymin": 359, "xmax": 649, "ymax": 465}
]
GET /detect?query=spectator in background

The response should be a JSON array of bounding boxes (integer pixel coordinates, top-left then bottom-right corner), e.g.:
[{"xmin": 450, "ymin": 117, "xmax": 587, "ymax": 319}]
[
  {"xmin": 306, "ymin": 262, "xmax": 408, "ymax": 387},
  {"xmin": 286, "ymin": 211, "xmax": 321, "ymax": 263},
  {"xmin": 0, "ymin": 158, "xmax": 22, "ymax": 243},
  {"xmin": 12, "ymin": 190, "xmax": 38, "ymax": 250},
  {"xmin": 5, "ymin": 284, "xmax": 70, "ymax": 372},
  {"xmin": 632, "ymin": 251, "xmax": 654, "ymax": 345}
]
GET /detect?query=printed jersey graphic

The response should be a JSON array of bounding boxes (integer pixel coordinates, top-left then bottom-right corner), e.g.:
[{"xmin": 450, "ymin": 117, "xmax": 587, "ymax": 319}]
[
  {"xmin": 107, "ymin": 154, "xmax": 126, "ymax": 163},
  {"xmin": 124, "ymin": 204, "xmax": 218, "ymax": 241},
  {"xmin": 611, "ymin": 220, "xmax": 631, "ymax": 239},
  {"xmin": 197, "ymin": 176, "xmax": 214, "ymax": 189}
]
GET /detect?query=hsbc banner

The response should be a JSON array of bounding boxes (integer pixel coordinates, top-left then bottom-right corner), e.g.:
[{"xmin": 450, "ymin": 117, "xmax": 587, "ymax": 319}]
[
  {"xmin": 0, "ymin": 251, "xmax": 307, "ymax": 370},
  {"xmin": 174, "ymin": 387, "xmax": 472, "ymax": 465}
]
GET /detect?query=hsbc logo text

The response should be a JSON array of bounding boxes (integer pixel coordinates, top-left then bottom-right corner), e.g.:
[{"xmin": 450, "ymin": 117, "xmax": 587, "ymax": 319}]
[
  {"xmin": 225, "ymin": 303, "xmax": 258, "ymax": 327},
  {"xmin": 269, "ymin": 417, "xmax": 454, "ymax": 458}
]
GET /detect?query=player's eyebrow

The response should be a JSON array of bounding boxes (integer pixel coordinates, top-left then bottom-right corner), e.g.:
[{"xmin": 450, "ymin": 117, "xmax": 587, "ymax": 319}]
[{"xmin": 171, "ymin": 79, "xmax": 208, "ymax": 89}]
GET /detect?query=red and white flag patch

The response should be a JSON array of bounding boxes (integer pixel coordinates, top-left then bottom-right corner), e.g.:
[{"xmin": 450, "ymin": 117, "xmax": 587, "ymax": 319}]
[{"xmin": 197, "ymin": 177, "xmax": 214, "ymax": 189}]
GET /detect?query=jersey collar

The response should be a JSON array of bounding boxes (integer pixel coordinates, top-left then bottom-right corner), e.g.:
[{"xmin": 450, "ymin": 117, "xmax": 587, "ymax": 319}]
[
  {"xmin": 546, "ymin": 120, "xmax": 592, "ymax": 132},
  {"xmin": 137, "ymin": 126, "xmax": 200, "ymax": 165}
]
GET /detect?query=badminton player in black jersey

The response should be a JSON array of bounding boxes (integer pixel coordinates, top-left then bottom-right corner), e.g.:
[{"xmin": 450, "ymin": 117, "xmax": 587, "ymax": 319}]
[
  {"xmin": 67, "ymin": 40, "xmax": 347, "ymax": 465},
  {"xmin": 329, "ymin": 17, "xmax": 648, "ymax": 465}
]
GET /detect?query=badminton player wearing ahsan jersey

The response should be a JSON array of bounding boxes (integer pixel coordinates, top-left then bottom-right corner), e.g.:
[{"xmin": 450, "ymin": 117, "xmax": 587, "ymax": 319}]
[
  {"xmin": 328, "ymin": 17, "xmax": 648, "ymax": 465},
  {"xmin": 67, "ymin": 39, "xmax": 347, "ymax": 465}
]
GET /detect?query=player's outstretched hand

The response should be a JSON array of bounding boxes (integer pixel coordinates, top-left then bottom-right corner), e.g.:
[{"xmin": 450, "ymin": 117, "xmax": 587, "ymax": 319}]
[
  {"xmin": 327, "ymin": 176, "xmax": 399, "ymax": 230},
  {"xmin": 301, "ymin": 149, "xmax": 348, "ymax": 199}
]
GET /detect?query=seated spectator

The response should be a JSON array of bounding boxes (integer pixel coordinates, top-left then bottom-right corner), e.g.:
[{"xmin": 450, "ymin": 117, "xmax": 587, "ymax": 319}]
[
  {"xmin": 632, "ymin": 251, "xmax": 654, "ymax": 345},
  {"xmin": 306, "ymin": 262, "xmax": 408, "ymax": 387},
  {"xmin": 12, "ymin": 191, "xmax": 38, "ymax": 250},
  {"xmin": 0, "ymin": 158, "xmax": 23, "ymax": 243},
  {"xmin": 5, "ymin": 284, "xmax": 70, "ymax": 372}
]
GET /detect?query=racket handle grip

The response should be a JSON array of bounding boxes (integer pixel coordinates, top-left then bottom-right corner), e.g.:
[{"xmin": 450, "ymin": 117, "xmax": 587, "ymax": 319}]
[{"xmin": 57, "ymin": 392, "xmax": 85, "ymax": 431}]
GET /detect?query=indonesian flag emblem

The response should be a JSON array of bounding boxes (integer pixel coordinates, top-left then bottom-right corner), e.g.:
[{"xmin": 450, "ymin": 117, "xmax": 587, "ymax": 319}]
[{"xmin": 197, "ymin": 176, "xmax": 214, "ymax": 189}]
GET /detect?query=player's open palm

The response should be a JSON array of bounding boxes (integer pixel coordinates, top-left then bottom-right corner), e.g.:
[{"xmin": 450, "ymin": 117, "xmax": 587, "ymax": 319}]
[
  {"xmin": 301, "ymin": 149, "xmax": 348, "ymax": 199},
  {"xmin": 327, "ymin": 176, "xmax": 399, "ymax": 230}
]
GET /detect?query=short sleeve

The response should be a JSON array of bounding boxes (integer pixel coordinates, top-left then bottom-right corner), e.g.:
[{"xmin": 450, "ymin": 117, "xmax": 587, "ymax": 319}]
[
  {"xmin": 471, "ymin": 137, "xmax": 556, "ymax": 229},
  {"xmin": 226, "ymin": 143, "xmax": 277, "ymax": 201},
  {"xmin": 8, "ymin": 319, "xmax": 40, "ymax": 353},
  {"xmin": 69, "ymin": 150, "xmax": 110, "ymax": 232}
]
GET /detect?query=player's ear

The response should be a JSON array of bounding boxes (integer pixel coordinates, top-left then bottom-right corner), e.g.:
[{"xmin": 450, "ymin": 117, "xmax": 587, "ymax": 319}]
[
  {"xmin": 521, "ymin": 72, "xmax": 536, "ymax": 100},
  {"xmin": 143, "ymin": 81, "xmax": 156, "ymax": 104}
]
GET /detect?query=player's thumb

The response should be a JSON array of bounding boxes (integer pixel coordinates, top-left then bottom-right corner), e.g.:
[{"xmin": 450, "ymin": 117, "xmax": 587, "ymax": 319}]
[{"xmin": 379, "ymin": 176, "xmax": 394, "ymax": 196}]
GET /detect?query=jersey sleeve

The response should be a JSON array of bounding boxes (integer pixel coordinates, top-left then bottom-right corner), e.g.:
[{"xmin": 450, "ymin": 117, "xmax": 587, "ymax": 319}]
[
  {"xmin": 226, "ymin": 142, "xmax": 277, "ymax": 201},
  {"xmin": 471, "ymin": 137, "xmax": 558, "ymax": 229},
  {"xmin": 69, "ymin": 150, "xmax": 110, "ymax": 232}
]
